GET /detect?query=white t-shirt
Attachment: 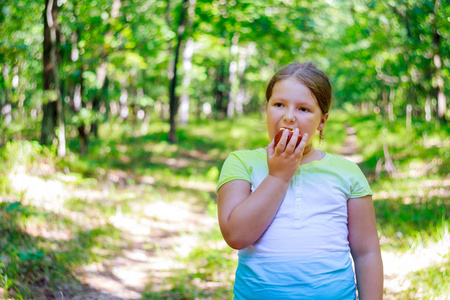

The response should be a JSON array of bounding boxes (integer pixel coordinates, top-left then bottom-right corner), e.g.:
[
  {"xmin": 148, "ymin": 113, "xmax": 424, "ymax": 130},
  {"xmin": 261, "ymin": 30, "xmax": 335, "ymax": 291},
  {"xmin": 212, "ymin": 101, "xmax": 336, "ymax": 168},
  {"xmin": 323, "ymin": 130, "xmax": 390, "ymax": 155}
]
[{"xmin": 217, "ymin": 148, "xmax": 373, "ymax": 299}]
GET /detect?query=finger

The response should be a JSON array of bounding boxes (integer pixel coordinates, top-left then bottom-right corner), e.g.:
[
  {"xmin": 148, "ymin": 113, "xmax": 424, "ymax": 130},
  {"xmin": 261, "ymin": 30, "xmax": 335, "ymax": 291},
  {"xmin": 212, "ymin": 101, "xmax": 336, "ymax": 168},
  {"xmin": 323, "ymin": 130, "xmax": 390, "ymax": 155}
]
[
  {"xmin": 267, "ymin": 140, "xmax": 275, "ymax": 157},
  {"xmin": 295, "ymin": 132, "xmax": 309, "ymax": 154},
  {"xmin": 275, "ymin": 129, "xmax": 289, "ymax": 153},
  {"xmin": 286, "ymin": 128, "xmax": 300, "ymax": 152}
]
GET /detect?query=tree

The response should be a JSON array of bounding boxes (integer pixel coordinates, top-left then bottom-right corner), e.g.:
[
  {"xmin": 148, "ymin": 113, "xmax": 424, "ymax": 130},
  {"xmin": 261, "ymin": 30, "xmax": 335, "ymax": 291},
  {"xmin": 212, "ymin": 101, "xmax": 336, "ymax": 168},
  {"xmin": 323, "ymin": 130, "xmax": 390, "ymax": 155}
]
[
  {"xmin": 41, "ymin": 0, "xmax": 65, "ymax": 158},
  {"xmin": 432, "ymin": 0, "xmax": 447, "ymax": 121},
  {"xmin": 168, "ymin": 0, "xmax": 190, "ymax": 143}
]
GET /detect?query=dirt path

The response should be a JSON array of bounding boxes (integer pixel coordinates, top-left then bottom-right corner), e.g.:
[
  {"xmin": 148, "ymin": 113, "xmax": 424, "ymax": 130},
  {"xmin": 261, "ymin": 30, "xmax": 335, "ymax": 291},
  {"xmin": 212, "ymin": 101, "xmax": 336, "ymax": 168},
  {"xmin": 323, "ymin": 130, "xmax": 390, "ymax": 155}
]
[
  {"xmin": 339, "ymin": 125, "xmax": 363, "ymax": 164},
  {"xmin": 7, "ymin": 168, "xmax": 218, "ymax": 299}
]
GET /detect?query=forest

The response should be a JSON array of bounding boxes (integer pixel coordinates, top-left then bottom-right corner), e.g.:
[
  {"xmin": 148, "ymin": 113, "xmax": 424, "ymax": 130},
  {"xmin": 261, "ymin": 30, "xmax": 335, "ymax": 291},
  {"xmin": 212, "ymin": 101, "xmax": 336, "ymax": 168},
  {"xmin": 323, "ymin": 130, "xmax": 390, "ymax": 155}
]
[{"xmin": 0, "ymin": 0, "xmax": 449, "ymax": 299}]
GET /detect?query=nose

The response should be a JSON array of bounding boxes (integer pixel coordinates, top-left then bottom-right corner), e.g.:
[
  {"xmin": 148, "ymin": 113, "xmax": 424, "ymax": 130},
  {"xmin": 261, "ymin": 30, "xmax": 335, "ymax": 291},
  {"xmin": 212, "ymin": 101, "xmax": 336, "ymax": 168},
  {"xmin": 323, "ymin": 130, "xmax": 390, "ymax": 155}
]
[{"xmin": 284, "ymin": 108, "xmax": 296, "ymax": 123}]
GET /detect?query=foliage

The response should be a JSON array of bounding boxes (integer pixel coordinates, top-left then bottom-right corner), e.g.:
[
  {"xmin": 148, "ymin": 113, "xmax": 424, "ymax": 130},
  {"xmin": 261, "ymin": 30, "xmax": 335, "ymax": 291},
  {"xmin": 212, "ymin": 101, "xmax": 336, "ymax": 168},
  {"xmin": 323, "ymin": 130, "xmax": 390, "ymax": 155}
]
[{"xmin": 1, "ymin": 0, "xmax": 448, "ymax": 149}]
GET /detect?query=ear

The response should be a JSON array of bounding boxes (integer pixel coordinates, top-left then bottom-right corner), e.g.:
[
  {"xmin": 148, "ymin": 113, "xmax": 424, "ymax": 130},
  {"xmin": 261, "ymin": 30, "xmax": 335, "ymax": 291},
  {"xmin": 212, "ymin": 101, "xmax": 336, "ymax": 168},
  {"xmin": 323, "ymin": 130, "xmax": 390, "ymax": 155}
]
[{"xmin": 317, "ymin": 113, "xmax": 329, "ymax": 131}]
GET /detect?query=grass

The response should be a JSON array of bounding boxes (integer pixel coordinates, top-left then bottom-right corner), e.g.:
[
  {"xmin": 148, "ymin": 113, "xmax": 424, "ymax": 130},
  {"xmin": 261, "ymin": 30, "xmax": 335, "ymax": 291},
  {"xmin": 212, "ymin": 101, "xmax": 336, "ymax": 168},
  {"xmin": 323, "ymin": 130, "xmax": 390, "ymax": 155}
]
[
  {"xmin": 0, "ymin": 110, "xmax": 449, "ymax": 299},
  {"xmin": 0, "ymin": 201, "xmax": 122, "ymax": 299},
  {"xmin": 406, "ymin": 256, "xmax": 450, "ymax": 299}
]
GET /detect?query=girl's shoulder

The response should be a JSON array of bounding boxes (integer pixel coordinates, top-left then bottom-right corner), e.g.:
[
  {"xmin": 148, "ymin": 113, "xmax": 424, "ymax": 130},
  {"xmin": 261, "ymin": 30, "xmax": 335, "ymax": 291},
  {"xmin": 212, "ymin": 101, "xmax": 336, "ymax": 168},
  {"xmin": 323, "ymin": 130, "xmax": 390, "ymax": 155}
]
[
  {"xmin": 322, "ymin": 153, "xmax": 370, "ymax": 182},
  {"xmin": 228, "ymin": 148, "xmax": 266, "ymax": 160},
  {"xmin": 301, "ymin": 151, "xmax": 359, "ymax": 170},
  {"xmin": 223, "ymin": 148, "xmax": 267, "ymax": 173},
  {"xmin": 324, "ymin": 152, "xmax": 362, "ymax": 168}
]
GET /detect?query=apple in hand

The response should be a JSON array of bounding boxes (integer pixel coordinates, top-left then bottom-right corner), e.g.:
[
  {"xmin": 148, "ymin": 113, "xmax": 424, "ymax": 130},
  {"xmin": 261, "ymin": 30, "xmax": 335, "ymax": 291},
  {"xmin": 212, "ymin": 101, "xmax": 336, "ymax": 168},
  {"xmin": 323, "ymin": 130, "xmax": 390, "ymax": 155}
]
[{"xmin": 274, "ymin": 128, "xmax": 302, "ymax": 148}]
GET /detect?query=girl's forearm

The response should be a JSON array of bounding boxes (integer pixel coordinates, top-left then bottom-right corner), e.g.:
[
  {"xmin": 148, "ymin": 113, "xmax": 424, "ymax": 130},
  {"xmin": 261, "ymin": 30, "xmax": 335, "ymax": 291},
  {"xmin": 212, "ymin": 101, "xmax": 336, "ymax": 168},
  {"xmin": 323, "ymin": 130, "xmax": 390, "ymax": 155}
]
[
  {"xmin": 354, "ymin": 252, "xmax": 384, "ymax": 300},
  {"xmin": 223, "ymin": 175, "xmax": 289, "ymax": 249}
]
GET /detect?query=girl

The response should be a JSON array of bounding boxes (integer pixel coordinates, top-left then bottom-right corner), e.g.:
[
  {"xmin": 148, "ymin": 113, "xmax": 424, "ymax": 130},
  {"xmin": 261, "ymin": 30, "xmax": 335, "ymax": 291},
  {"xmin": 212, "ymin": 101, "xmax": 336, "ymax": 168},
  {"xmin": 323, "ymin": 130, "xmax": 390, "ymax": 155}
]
[{"xmin": 216, "ymin": 62, "xmax": 383, "ymax": 299}]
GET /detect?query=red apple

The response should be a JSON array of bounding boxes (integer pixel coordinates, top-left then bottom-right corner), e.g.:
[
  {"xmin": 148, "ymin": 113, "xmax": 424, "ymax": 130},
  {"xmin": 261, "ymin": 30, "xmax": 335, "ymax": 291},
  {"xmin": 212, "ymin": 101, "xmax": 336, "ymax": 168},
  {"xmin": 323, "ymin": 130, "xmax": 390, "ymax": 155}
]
[{"xmin": 274, "ymin": 128, "xmax": 302, "ymax": 148}]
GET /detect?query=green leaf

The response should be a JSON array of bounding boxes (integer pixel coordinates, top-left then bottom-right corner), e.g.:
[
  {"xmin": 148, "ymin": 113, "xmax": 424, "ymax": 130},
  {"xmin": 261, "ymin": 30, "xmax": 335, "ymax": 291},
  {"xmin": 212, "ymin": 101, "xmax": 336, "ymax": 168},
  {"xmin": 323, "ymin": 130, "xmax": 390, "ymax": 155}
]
[{"xmin": 5, "ymin": 202, "xmax": 22, "ymax": 212}]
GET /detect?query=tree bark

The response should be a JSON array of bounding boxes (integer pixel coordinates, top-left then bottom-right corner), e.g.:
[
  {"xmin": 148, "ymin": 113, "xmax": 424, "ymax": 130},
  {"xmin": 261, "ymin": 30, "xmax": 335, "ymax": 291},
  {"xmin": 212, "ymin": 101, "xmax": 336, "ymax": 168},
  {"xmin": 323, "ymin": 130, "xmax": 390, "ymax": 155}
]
[
  {"xmin": 388, "ymin": 87, "xmax": 394, "ymax": 123},
  {"xmin": 168, "ymin": 0, "xmax": 189, "ymax": 143},
  {"xmin": 91, "ymin": 62, "xmax": 108, "ymax": 137},
  {"xmin": 41, "ymin": 0, "xmax": 64, "ymax": 156},
  {"xmin": 177, "ymin": 0, "xmax": 198, "ymax": 126},
  {"xmin": 178, "ymin": 37, "xmax": 194, "ymax": 126},
  {"xmin": 214, "ymin": 1, "xmax": 229, "ymax": 120},
  {"xmin": 1, "ymin": 63, "xmax": 8, "ymax": 115},
  {"xmin": 433, "ymin": 0, "xmax": 446, "ymax": 121},
  {"xmin": 235, "ymin": 44, "xmax": 249, "ymax": 115},
  {"xmin": 226, "ymin": 33, "xmax": 249, "ymax": 117},
  {"xmin": 166, "ymin": 0, "xmax": 175, "ymax": 84},
  {"xmin": 76, "ymin": 66, "xmax": 89, "ymax": 155},
  {"xmin": 41, "ymin": 0, "xmax": 56, "ymax": 146},
  {"xmin": 214, "ymin": 61, "xmax": 228, "ymax": 119},
  {"xmin": 70, "ymin": 0, "xmax": 88, "ymax": 155},
  {"xmin": 1, "ymin": 63, "xmax": 11, "ymax": 145},
  {"xmin": 227, "ymin": 33, "xmax": 239, "ymax": 118}
]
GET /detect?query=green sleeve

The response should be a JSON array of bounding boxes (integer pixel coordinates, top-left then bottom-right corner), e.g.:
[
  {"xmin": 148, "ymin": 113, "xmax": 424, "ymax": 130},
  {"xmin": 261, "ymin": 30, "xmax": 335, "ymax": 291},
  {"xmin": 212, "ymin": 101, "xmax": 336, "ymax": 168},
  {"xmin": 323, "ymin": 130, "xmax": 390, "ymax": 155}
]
[
  {"xmin": 216, "ymin": 152, "xmax": 251, "ymax": 194},
  {"xmin": 349, "ymin": 163, "xmax": 373, "ymax": 198}
]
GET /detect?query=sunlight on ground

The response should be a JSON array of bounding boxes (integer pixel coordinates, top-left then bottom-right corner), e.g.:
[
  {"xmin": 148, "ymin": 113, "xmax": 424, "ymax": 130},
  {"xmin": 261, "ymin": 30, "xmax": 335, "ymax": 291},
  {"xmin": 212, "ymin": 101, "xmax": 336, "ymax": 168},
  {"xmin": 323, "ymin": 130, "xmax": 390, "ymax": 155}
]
[
  {"xmin": 9, "ymin": 166, "xmax": 67, "ymax": 211},
  {"xmin": 24, "ymin": 222, "xmax": 73, "ymax": 241},
  {"xmin": 382, "ymin": 233, "xmax": 449, "ymax": 295},
  {"xmin": 373, "ymin": 177, "xmax": 450, "ymax": 202}
]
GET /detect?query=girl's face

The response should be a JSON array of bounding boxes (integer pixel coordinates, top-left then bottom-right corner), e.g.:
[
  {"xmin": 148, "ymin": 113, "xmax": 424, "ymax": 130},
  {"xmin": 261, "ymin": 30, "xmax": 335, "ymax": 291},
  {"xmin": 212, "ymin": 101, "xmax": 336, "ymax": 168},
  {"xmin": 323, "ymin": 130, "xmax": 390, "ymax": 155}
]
[{"xmin": 266, "ymin": 78, "xmax": 328, "ymax": 153}]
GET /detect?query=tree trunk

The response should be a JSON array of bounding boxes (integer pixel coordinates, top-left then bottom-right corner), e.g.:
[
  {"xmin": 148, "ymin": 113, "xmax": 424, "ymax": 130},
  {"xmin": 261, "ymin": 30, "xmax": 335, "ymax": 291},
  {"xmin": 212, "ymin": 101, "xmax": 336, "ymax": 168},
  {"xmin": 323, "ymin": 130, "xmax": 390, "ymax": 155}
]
[
  {"xmin": 433, "ymin": 0, "xmax": 446, "ymax": 121},
  {"xmin": 70, "ymin": 1, "xmax": 88, "ymax": 155},
  {"xmin": 214, "ymin": 61, "xmax": 228, "ymax": 119},
  {"xmin": 76, "ymin": 66, "xmax": 89, "ymax": 155},
  {"xmin": 425, "ymin": 96, "xmax": 432, "ymax": 122},
  {"xmin": 92, "ymin": 62, "xmax": 108, "ymax": 137},
  {"xmin": 226, "ymin": 32, "xmax": 249, "ymax": 117},
  {"xmin": 178, "ymin": 37, "xmax": 195, "ymax": 126},
  {"xmin": 388, "ymin": 87, "xmax": 395, "ymax": 123},
  {"xmin": 41, "ymin": 0, "xmax": 64, "ymax": 156},
  {"xmin": 168, "ymin": 0, "xmax": 189, "ymax": 143},
  {"xmin": 235, "ymin": 44, "xmax": 249, "ymax": 115},
  {"xmin": 78, "ymin": 125, "xmax": 87, "ymax": 155},
  {"xmin": 227, "ymin": 33, "xmax": 239, "ymax": 118},
  {"xmin": 382, "ymin": 88, "xmax": 388, "ymax": 122},
  {"xmin": 1, "ymin": 63, "xmax": 9, "ymax": 115},
  {"xmin": 41, "ymin": 0, "xmax": 56, "ymax": 146},
  {"xmin": 130, "ymin": 69, "xmax": 138, "ymax": 129},
  {"xmin": 214, "ymin": 2, "xmax": 229, "ymax": 120},
  {"xmin": 165, "ymin": 0, "xmax": 175, "ymax": 97},
  {"xmin": 57, "ymin": 75, "xmax": 66, "ymax": 157},
  {"xmin": 406, "ymin": 104, "xmax": 412, "ymax": 130},
  {"xmin": 1, "ymin": 63, "xmax": 12, "ymax": 144},
  {"xmin": 383, "ymin": 143, "xmax": 396, "ymax": 175},
  {"xmin": 0, "ymin": 62, "xmax": 11, "ymax": 118}
]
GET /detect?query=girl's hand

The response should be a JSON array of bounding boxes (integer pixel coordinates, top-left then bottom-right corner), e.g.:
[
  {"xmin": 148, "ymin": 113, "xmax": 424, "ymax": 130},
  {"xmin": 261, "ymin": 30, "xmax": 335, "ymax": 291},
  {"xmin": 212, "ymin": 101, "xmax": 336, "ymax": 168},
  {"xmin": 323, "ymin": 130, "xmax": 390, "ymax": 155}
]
[{"xmin": 267, "ymin": 129, "xmax": 308, "ymax": 184}]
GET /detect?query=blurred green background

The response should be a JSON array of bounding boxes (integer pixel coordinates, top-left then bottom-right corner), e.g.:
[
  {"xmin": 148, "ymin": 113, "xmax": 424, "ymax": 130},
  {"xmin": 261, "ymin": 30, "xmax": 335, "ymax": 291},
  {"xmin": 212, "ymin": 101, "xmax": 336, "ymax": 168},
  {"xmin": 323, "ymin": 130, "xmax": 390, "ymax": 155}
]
[{"xmin": 0, "ymin": 0, "xmax": 449, "ymax": 299}]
